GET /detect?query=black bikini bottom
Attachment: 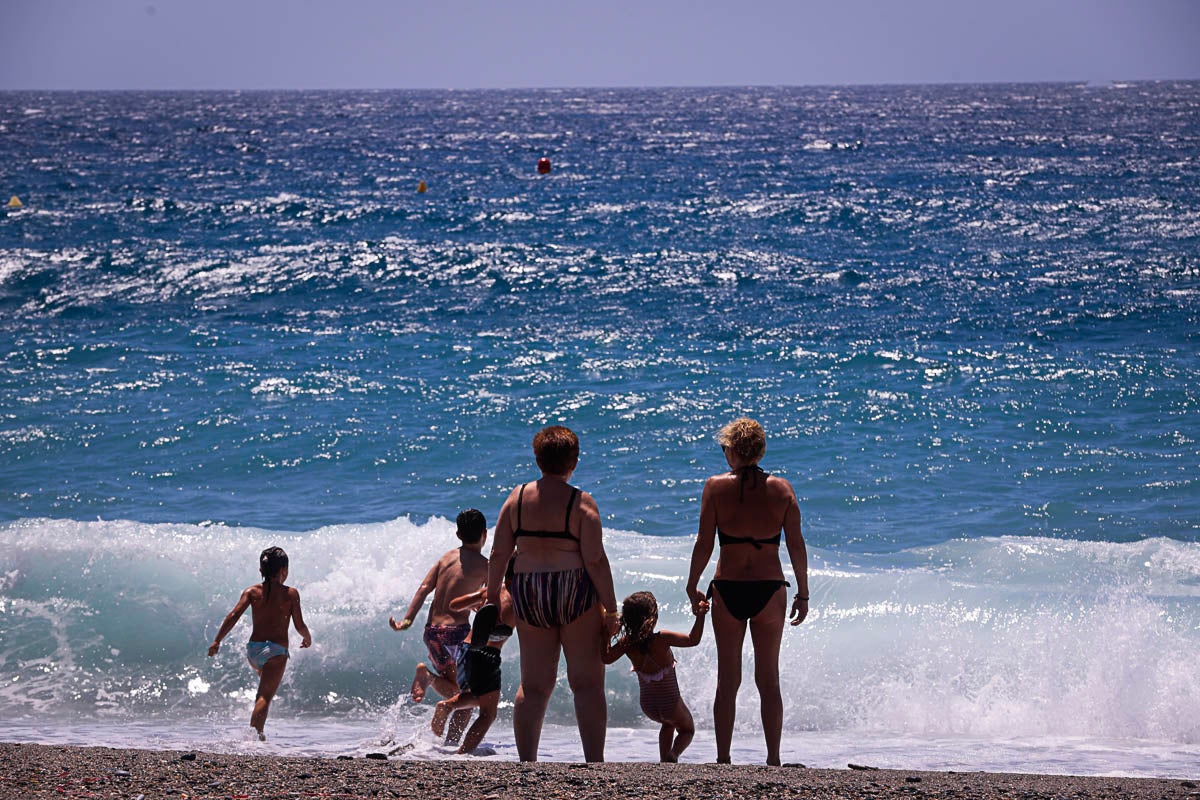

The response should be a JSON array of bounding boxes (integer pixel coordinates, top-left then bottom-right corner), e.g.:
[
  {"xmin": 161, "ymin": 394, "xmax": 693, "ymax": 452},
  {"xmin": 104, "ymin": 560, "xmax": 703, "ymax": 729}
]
[{"xmin": 707, "ymin": 579, "xmax": 790, "ymax": 621}]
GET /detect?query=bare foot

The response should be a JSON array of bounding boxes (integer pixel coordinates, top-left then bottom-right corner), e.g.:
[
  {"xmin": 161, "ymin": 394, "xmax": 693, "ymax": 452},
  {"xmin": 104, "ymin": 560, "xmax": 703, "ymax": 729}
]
[
  {"xmin": 431, "ymin": 701, "xmax": 451, "ymax": 737},
  {"xmin": 661, "ymin": 753, "xmax": 678, "ymax": 763},
  {"xmin": 410, "ymin": 663, "xmax": 432, "ymax": 703}
]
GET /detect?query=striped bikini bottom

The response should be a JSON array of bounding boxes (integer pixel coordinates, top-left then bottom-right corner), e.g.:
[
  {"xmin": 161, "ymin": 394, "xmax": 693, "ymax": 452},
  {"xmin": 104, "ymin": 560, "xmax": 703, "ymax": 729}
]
[{"xmin": 509, "ymin": 567, "xmax": 597, "ymax": 628}]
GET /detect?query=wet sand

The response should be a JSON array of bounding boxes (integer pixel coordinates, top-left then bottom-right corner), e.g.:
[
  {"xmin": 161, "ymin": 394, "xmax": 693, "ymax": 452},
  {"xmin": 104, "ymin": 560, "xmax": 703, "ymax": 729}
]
[{"xmin": 2, "ymin": 742, "xmax": 1197, "ymax": 800}]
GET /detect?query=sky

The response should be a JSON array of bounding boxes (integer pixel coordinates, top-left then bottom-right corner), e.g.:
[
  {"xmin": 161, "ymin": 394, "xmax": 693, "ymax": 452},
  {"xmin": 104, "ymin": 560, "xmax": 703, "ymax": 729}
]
[{"xmin": 1, "ymin": 0, "xmax": 1198, "ymax": 91}]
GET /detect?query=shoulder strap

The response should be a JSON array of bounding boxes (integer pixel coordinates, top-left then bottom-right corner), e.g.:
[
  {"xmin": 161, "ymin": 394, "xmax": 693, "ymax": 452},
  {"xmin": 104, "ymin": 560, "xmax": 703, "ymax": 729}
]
[
  {"xmin": 563, "ymin": 487, "xmax": 580, "ymax": 533},
  {"xmin": 516, "ymin": 483, "xmax": 527, "ymax": 529}
]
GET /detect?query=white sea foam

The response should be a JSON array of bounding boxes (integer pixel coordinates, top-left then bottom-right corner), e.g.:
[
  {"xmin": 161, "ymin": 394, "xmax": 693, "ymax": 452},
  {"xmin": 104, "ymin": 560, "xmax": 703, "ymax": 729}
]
[{"xmin": 1, "ymin": 517, "xmax": 1198, "ymax": 774}]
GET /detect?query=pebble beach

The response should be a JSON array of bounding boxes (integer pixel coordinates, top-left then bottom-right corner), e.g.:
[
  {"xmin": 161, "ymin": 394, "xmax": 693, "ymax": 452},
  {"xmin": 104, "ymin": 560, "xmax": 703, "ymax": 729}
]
[{"xmin": 2, "ymin": 743, "xmax": 1197, "ymax": 800}]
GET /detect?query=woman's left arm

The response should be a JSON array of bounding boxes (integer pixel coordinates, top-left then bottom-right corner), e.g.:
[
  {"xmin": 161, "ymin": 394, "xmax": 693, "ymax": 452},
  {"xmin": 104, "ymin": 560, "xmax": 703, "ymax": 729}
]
[
  {"xmin": 578, "ymin": 491, "xmax": 619, "ymax": 635},
  {"xmin": 781, "ymin": 479, "xmax": 809, "ymax": 626}
]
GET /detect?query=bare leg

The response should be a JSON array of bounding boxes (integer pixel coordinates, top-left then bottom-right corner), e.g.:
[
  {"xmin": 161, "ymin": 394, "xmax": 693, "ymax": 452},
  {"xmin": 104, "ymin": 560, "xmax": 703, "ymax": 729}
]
[
  {"xmin": 710, "ymin": 590, "xmax": 748, "ymax": 764},
  {"xmin": 445, "ymin": 708, "xmax": 473, "ymax": 746},
  {"xmin": 513, "ymin": 621, "xmax": 562, "ymax": 761},
  {"xmin": 457, "ymin": 693, "xmax": 500, "ymax": 755},
  {"xmin": 433, "ymin": 692, "xmax": 480, "ymax": 737},
  {"xmin": 658, "ymin": 723, "xmax": 677, "ymax": 762},
  {"xmin": 561, "ymin": 605, "xmax": 607, "ymax": 763},
  {"xmin": 431, "ymin": 700, "xmax": 451, "ymax": 737},
  {"xmin": 250, "ymin": 655, "xmax": 288, "ymax": 739},
  {"xmin": 668, "ymin": 702, "xmax": 696, "ymax": 761},
  {"xmin": 749, "ymin": 590, "xmax": 787, "ymax": 766}
]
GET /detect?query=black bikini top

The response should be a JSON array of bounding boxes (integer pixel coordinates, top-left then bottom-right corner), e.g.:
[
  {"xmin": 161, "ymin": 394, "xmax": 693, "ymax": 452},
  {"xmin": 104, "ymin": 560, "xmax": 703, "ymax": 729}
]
[
  {"xmin": 717, "ymin": 529, "xmax": 782, "ymax": 549},
  {"xmin": 717, "ymin": 465, "xmax": 780, "ymax": 548},
  {"xmin": 514, "ymin": 482, "xmax": 579, "ymax": 541}
]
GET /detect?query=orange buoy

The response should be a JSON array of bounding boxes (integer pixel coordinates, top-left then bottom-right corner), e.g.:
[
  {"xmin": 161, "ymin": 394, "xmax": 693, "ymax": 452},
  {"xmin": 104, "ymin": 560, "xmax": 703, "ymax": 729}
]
[
  {"xmin": 536, "ymin": 158, "xmax": 551, "ymax": 174},
  {"xmin": 6, "ymin": 196, "xmax": 22, "ymax": 208},
  {"xmin": 417, "ymin": 180, "xmax": 428, "ymax": 194}
]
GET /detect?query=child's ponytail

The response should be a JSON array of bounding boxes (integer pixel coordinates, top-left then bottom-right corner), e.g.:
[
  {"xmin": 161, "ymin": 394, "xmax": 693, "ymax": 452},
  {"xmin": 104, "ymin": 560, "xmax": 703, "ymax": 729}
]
[{"xmin": 259, "ymin": 546, "xmax": 289, "ymax": 600}]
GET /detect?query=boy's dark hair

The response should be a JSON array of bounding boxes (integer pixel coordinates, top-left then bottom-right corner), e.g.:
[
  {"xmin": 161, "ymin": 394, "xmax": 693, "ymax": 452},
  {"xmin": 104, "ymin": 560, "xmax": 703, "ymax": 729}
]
[
  {"xmin": 456, "ymin": 509, "xmax": 487, "ymax": 544},
  {"xmin": 259, "ymin": 546, "xmax": 289, "ymax": 599},
  {"xmin": 533, "ymin": 425, "xmax": 579, "ymax": 475},
  {"xmin": 619, "ymin": 591, "xmax": 658, "ymax": 649}
]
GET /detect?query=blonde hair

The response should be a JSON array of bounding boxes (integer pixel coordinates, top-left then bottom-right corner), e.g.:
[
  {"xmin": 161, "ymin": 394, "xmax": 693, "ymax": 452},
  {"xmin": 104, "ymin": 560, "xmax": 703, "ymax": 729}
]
[{"xmin": 717, "ymin": 417, "xmax": 766, "ymax": 462}]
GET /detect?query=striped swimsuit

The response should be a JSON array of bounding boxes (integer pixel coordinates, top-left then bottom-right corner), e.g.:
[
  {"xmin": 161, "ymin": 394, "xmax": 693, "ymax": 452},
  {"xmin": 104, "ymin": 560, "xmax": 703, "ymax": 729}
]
[
  {"xmin": 634, "ymin": 641, "xmax": 682, "ymax": 723},
  {"xmin": 509, "ymin": 483, "xmax": 597, "ymax": 628}
]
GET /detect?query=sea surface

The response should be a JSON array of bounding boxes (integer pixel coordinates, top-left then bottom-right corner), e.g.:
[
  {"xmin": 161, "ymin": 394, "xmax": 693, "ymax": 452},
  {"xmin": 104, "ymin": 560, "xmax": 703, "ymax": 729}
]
[{"xmin": 1, "ymin": 83, "xmax": 1198, "ymax": 776}]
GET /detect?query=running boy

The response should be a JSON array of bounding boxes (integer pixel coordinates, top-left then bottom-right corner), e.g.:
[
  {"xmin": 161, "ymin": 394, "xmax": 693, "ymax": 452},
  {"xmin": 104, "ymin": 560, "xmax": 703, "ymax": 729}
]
[
  {"xmin": 208, "ymin": 546, "xmax": 312, "ymax": 740},
  {"xmin": 389, "ymin": 509, "xmax": 489, "ymax": 743},
  {"xmin": 430, "ymin": 570, "xmax": 516, "ymax": 755}
]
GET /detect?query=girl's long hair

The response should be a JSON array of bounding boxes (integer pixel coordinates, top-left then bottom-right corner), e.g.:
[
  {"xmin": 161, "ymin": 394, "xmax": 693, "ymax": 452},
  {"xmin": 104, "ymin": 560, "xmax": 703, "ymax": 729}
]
[
  {"xmin": 619, "ymin": 591, "xmax": 658, "ymax": 649},
  {"xmin": 259, "ymin": 546, "xmax": 289, "ymax": 599}
]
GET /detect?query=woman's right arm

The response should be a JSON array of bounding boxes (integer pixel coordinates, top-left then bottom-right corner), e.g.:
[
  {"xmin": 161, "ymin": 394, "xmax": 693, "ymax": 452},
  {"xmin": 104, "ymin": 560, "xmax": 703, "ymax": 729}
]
[
  {"xmin": 686, "ymin": 477, "xmax": 718, "ymax": 613},
  {"xmin": 487, "ymin": 490, "xmax": 517, "ymax": 607}
]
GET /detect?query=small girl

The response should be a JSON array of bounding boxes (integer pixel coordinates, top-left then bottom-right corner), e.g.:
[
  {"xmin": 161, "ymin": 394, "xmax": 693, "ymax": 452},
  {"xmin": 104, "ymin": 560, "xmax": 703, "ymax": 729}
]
[
  {"xmin": 430, "ymin": 577, "xmax": 516, "ymax": 755},
  {"xmin": 208, "ymin": 546, "xmax": 312, "ymax": 740},
  {"xmin": 603, "ymin": 591, "xmax": 708, "ymax": 762}
]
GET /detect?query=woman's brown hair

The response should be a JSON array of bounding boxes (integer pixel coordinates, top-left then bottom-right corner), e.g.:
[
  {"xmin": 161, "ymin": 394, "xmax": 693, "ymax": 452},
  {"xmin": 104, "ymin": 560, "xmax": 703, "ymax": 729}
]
[{"xmin": 533, "ymin": 425, "xmax": 579, "ymax": 475}]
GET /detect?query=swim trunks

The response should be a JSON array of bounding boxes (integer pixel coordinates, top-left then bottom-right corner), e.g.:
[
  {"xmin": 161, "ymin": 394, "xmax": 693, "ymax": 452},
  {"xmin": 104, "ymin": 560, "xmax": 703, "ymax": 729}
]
[
  {"xmin": 423, "ymin": 623, "xmax": 470, "ymax": 678},
  {"xmin": 456, "ymin": 644, "xmax": 503, "ymax": 696},
  {"xmin": 246, "ymin": 640, "xmax": 289, "ymax": 670}
]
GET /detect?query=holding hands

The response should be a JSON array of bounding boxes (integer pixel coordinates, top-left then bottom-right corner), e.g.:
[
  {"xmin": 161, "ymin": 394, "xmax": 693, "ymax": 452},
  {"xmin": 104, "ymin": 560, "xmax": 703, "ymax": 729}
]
[{"xmin": 687, "ymin": 586, "xmax": 707, "ymax": 616}]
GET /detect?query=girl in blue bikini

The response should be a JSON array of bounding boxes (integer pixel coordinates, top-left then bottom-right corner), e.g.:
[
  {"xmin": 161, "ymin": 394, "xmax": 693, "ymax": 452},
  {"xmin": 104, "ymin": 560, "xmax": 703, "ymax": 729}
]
[{"xmin": 208, "ymin": 546, "xmax": 312, "ymax": 740}]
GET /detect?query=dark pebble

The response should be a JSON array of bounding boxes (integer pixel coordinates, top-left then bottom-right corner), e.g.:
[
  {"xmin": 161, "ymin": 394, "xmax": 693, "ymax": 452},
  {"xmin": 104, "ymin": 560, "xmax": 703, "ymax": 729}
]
[
  {"xmin": 906, "ymin": 777, "xmax": 923, "ymax": 783},
  {"xmin": 337, "ymin": 755, "xmax": 354, "ymax": 760},
  {"xmin": 179, "ymin": 753, "xmax": 196, "ymax": 761},
  {"xmin": 366, "ymin": 753, "xmax": 388, "ymax": 760}
]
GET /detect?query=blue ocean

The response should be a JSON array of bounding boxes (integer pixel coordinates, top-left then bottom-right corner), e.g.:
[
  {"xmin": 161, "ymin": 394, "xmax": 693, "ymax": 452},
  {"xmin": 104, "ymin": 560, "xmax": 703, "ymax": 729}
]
[{"xmin": 1, "ymin": 83, "xmax": 1198, "ymax": 776}]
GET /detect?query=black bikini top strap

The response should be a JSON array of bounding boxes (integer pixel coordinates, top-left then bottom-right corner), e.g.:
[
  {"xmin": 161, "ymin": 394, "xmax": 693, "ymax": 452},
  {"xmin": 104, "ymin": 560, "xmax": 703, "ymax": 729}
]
[
  {"xmin": 516, "ymin": 483, "xmax": 527, "ymax": 529},
  {"xmin": 737, "ymin": 464, "xmax": 765, "ymax": 502},
  {"xmin": 563, "ymin": 487, "xmax": 580, "ymax": 532}
]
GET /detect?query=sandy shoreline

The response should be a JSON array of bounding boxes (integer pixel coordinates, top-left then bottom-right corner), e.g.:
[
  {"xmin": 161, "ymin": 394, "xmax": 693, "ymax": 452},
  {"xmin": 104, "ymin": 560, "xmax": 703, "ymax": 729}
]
[{"xmin": 2, "ymin": 742, "xmax": 1196, "ymax": 800}]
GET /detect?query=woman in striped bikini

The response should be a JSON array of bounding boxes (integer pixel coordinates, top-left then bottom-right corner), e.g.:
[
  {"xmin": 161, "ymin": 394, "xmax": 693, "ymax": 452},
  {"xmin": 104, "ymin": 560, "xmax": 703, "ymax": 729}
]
[
  {"xmin": 603, "ymin": 591, "xmax": 708, "ymax": 762},
  {"xmin": 486, "ymin": 425, "xmax": 620, "ymax": 762},
  {"xmin": 686, "ymin": 417, "xmax": 810, "ymax": 765}
]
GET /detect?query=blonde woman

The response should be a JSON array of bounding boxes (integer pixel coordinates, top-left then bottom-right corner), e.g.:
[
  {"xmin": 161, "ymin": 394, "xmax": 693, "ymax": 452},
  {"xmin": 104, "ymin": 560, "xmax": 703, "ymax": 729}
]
[{"xmin": 686, "ymin": 418, "xmax": 809, "ymax": 765}]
